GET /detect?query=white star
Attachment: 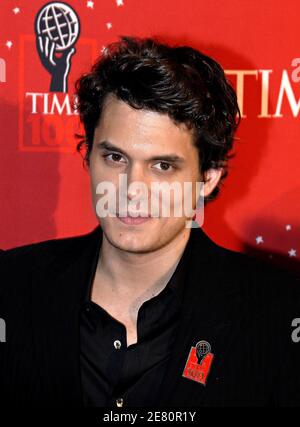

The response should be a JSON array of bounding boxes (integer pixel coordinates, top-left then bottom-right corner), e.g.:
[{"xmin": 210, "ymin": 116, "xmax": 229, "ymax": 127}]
[
  {"xmin": 87, "ymin": 1, "xmax": 94, "ymax": 9},
  {"xmin": 256, "ymin": 236, "xmax": 264, "ymax": 245},
  {"xmin": 285, "ymin": 224, "xmax": 292, "ymax": 231},
  {"xmin": 116, "ymin": 0, "xmax": 124, "ymax": 6},
  {"xmin": 5, "ymin": 41, "xmax": 13, "ymax": 49},
  {"xmin": 288, "ymin": 249, "xmax": 297, "ymax": 257},
  {"xmin": 106, "ymin": 22, "xmax": 112, "ymax": 29},
  {"xmin": 12, "ymin": 7, "xmax": 20, "ymax": 14}
]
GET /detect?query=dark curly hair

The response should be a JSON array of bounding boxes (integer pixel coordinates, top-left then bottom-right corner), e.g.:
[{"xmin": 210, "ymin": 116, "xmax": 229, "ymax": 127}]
[{"xmin": 74, "ymin": 35, "xmax": 241, "ymax": 204}]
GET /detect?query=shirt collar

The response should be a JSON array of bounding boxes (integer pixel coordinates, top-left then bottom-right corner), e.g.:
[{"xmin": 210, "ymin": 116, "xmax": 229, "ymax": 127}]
[{"xmin": 163, "ymin": 233, "xmax": 192, "ymax": 304}]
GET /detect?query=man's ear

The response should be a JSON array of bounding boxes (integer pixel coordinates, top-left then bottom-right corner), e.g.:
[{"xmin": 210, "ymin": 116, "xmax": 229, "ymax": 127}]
[{"xmin": 202, "ymin": 168, "xmax": 224, "ymax": 198}]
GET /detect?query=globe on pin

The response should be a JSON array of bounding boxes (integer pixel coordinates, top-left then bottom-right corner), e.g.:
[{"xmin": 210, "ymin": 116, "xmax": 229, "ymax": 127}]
[{"xmin": 195, "ymin": 340, "xmax": 211, "ymax": 360}]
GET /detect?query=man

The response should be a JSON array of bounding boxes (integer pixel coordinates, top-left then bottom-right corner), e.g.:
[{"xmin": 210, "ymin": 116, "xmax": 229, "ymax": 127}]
[{"xmin": 0, "ymin": 35, "xmax": 300, "ymax": 407}]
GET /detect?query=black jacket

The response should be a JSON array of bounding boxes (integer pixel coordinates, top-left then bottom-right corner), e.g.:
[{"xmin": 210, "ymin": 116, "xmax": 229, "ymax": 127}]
[{"xmin": 0, "ymin": 225, "xmax": 300, "ymax": 407}]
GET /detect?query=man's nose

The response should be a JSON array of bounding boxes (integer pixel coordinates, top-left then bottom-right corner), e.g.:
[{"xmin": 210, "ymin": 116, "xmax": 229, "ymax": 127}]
[{"xmin": 126, "ymin": 163, "xmax": 149, "ymax": 200}]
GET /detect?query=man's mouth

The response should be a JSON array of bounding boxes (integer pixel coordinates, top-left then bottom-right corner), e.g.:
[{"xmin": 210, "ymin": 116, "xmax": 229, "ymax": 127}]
[
  {"xmin": 116, "ymin": 212, "xmax": 152, "ymax": 218},
  {"xmin": 115, "ymin": 212, "xmax": 153, "ymax": 225}
]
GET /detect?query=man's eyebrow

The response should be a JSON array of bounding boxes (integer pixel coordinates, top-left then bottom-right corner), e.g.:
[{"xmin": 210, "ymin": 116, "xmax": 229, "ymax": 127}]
[{"xmin": 95, "ymin": 140, "xmax": 185, "ymax": 163}]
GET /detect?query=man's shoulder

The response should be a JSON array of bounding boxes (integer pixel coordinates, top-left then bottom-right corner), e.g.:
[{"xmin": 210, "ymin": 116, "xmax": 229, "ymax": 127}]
[
  {"xmin": 0, "ymin": 227, "xmax": 99, "ymax": 270},
  {"xmin": 198, "ymin": 230, "xmax": 300, "ymax": 305}
]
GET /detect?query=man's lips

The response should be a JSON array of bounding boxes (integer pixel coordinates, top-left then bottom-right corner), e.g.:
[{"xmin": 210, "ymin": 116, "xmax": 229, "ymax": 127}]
[
  {"xmin": 115, "ymin": 212, "xmax": 153, "ymax": 225},
  {"xmin": 115, "ymin": 212, "xmax": 152, "ymax": 218}
]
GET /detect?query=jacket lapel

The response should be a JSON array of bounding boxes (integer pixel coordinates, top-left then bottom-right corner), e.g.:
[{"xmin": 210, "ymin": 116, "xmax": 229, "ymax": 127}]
[
  {"xmin": 158, "ymin": 227, "xmax": 247, "ymax": 407},
  {"xmin": 31, "ymin": 226, "xmax": 102, "ymax": 406}
]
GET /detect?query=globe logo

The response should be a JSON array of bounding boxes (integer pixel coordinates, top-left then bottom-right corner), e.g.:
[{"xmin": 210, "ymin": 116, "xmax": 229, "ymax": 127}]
[
  {"xmin": 34, "ymin": 2, "xmax": 81, "ymax": 92},
  {"xmin": 35, "ymin": 2, "xmax": 80, "ymax": 51},
  {"xmin": 195, "ymin": 340, "xmax": 211, "ymax": 362}
]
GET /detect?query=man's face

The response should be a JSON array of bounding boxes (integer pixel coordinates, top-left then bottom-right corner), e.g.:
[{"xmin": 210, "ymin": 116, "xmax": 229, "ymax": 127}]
[{"xmin": 89, "ymin": 93, "xmax": 202, "ymax": 253}]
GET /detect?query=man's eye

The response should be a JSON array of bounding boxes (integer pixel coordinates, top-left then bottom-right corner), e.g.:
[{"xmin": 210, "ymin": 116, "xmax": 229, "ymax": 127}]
[
  {"xmin": 153, "ymin": 162, "xmax": 173, "ymax": 171},
  {"xmin": 103, "ymin": 153, "xmax": 125, "ymax": 163}
]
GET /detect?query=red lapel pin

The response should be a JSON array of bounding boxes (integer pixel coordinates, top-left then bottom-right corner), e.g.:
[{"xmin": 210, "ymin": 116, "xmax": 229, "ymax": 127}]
[{"xmin": 182, "ymin": 340, "xmax": 214, "ymax": 386}]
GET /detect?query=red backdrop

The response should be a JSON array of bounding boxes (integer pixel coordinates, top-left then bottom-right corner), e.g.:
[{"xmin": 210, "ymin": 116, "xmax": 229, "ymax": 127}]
[{"xmin": 0, "ymin": 0, "xmax": 299, "ymax": 274}]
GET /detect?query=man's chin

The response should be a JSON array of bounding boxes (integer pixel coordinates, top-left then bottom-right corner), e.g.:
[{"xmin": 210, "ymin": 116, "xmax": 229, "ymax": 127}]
[{"xmin": 108, "ymin": 237, "xmax": 153, "ymax": 254}]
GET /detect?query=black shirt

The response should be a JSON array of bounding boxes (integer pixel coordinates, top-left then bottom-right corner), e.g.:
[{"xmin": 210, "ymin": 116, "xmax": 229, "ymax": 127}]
[{"xmin": 79, "ymin": 231, "xmax": 192, "ymax": 408}]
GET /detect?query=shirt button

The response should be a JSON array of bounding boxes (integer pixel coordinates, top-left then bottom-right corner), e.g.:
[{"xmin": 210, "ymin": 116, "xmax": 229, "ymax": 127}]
[
  {"xmin": 116, "ymin": 397, "xmax": 123, "ymax": 407},
  {"xmin": 114, "ymin": 340, "xmax": 121, "ymax": 350}
]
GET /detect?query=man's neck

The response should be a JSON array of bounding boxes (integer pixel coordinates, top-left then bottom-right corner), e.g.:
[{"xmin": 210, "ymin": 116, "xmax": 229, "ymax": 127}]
[{"xmin": 93, "ymin": 227, "xmax": 191, "ymax": 304}]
